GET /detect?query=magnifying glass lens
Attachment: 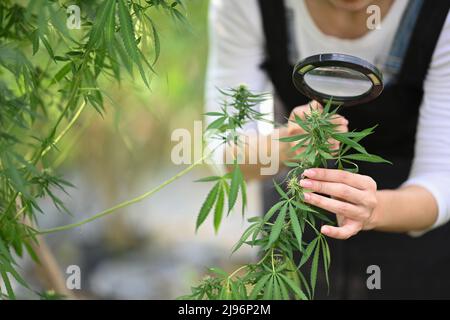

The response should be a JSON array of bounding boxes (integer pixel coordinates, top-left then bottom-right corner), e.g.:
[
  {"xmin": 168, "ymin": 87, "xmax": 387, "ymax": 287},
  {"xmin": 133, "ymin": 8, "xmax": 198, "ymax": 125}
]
[
  {"xmin": 293, "ymin": 54, "xmax": 384, "ymax": 106},
  {"xmin": 304, "ymin": 66, "xmax": 373, "ymax": 97}
]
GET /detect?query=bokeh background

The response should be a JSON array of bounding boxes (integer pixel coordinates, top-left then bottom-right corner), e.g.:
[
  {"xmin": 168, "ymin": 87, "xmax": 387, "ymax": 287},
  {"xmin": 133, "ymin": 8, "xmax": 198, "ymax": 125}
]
[{"xmin": 13, "ymin": 0, "xmax": 263, "ymax": 299}]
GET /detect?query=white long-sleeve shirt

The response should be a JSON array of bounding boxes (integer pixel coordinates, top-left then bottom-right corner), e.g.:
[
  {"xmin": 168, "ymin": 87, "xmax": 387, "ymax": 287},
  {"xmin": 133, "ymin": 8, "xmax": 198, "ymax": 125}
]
[{"xmin": 205, "ymin": 0, "xmax": 450, "ymax": 234}]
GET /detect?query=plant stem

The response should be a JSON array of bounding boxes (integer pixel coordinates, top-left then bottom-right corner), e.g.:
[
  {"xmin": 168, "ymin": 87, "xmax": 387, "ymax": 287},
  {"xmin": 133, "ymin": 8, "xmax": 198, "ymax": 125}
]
[
  {"xmin": 304, "ymin": 217, "xmax": 320, "ymax": 235},
  {"xmin": 271, "ymin": 248, "xmax": 275, "ymax": 273},
  {"xmin": 41, "ymin": 101, "xmax": 87, "ymax": 158},
  {"xmin": 36, "ymin": 148, "xmax": 218, "ymax": 235},
  {"xmin": 227, "ymin": 265, "xmax": 249, "ymax": 280}
]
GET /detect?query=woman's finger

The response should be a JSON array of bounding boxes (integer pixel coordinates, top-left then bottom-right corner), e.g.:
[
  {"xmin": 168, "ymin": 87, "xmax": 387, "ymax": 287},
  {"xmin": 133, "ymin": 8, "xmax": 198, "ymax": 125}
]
[
  {"xmin": 303, "ymin": 168, "xmax": 376, "ymax": 191},
  {"xmin": 320, "ymin": 223, "xmax": 360, "ymax": 240},
  {"xmin": 330, "ymin": 116, "xmax": 349, "ymax": 128},
  {"xmin": 300, "ymin": 179, "xmax": 364, "ymax": 205},
  {"xmin": 303, "ymin": 192, "xmax": 365, "ymax": 220}
]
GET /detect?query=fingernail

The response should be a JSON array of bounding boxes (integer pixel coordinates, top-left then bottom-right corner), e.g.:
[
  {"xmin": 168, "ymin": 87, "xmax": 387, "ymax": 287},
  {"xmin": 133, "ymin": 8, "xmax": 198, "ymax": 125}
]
[
  {"xmin": 304, "ymin": 169, "xmax": 316, "ymax": 177},
  {"xmin": 300, "ymin": 179, "xmax": 312, "ymax": 188},
  {"xmin": 321, "ymin": 226, "xmax": 329, "ymax": 233},
  {"xmin": 303, "ymin": 192, "xmax": 311, "ymax": 201}
]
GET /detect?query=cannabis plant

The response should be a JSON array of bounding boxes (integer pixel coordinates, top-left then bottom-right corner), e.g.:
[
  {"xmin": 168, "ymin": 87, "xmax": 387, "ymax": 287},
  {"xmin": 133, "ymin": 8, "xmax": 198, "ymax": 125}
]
[
  {"xmin": 183, "ymin": 86, "xmax": 389, "ymax": 300},
  {"xmin": 0, "ymin": 0, "xmax": 186, "ymax": 299}
]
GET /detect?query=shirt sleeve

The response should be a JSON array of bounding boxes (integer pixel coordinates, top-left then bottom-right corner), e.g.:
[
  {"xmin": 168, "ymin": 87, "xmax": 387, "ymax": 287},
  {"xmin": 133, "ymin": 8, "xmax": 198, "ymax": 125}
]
[
  {"xmin": 403, "ymin": 10, "xmax": 450, "ymax": 236},
  {"xmin": 205, "ymin": 0, "xmax": 272, "ymax": 166}
]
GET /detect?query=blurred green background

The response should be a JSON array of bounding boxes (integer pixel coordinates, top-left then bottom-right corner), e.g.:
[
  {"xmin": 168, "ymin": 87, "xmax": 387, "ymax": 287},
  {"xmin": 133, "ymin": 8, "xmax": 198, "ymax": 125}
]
[{"xmin": 15, "ymin": 0, "xmax": 262, "ymax": 299}]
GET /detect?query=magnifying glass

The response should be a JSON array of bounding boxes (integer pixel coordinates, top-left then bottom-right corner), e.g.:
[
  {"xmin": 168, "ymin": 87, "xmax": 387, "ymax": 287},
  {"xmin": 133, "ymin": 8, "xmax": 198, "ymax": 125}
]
[{"xmin": 292, "ymin": 53, "xmax": 384, "ymax": 107}]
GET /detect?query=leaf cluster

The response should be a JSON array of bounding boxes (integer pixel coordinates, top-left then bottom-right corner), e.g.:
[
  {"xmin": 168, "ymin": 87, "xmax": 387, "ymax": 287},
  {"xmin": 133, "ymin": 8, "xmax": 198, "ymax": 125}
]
[
  {"xmin": 185, "ymin": 94, "xmax": 390, "ymax": 300},
  {"xmin": 0, "ymin": 0, "xmax": 186, "ymax": 299}
]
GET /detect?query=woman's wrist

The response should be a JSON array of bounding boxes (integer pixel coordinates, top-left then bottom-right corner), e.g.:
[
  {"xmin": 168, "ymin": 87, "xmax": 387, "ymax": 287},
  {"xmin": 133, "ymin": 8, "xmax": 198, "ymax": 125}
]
[
  {"xmin": 367, "ymin": 187, "xmax": 438, "ymax": 233},
  {"xmin": 365, "ymin": 190, "xmax": 386, "ymax": 230}
]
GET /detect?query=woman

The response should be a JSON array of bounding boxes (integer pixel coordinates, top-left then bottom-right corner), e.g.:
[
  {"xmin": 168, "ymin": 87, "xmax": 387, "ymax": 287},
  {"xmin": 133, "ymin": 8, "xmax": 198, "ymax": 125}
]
[{"xmin": 205, "ymin": 0, "xmax": 450, "ymax": 299}]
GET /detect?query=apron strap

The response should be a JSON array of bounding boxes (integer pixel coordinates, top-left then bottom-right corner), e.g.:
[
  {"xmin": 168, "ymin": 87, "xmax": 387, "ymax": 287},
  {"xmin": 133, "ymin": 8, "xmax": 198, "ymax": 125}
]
[
  {"xmin": 258, "ymin": 0, "xmax": 307, "ymax": 111},
  {"xmin": 398, "ymin": 0, "xmax": 450, "ymax": 88},
  {"xmin": 383, "ymin": 0, "xmax": 424, "ymax": 83}
]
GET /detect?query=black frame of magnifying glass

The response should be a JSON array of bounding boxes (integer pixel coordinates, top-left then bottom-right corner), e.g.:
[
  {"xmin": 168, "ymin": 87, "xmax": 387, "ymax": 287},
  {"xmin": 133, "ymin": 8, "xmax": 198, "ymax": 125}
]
[{"xmin": 292, "ymin": 53, "xmax": 384, "ymax": 107}]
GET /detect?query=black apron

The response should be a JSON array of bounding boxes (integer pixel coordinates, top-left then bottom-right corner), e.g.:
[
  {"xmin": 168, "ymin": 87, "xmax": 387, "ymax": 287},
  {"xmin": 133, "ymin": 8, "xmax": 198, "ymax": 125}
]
[{"xmin": 258, "ymin": 0, "xmax": 450, "ymax": 299}]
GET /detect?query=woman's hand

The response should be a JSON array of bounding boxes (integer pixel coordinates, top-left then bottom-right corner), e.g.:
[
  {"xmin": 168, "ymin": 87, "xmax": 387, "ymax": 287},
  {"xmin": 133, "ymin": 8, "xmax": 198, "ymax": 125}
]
[{"xmin": 299, "ymin": 168, "xmax": 379, "ymax": 240}]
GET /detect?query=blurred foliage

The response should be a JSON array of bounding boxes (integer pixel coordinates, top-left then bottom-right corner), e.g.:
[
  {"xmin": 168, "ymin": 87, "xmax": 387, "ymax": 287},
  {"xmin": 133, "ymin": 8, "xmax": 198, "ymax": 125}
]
[
  {"xmin": 0, "ymin": 0, "xmax": 207, "ymax": 299},
  {"xmin": 73, "ymin": 0, "xmax": 208, "ymax": 191}
]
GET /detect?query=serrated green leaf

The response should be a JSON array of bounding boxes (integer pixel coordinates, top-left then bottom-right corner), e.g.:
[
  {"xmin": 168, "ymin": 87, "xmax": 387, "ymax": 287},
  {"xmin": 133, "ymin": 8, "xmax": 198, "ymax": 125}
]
[
  {"xmin": 31, "ymin": 29, "xmax": 39, "ymax": 55},
  {"xmin": 279, "ymin": 273, "xmax": 308, "ymax": 300},
  {"xmin": 298, "ymin": 270, "xmax": 312, "ymax": 300},
  {"xmin": 291, "ymin": 200, "xmax": 318, "ymax": 213},
  {"xmin": 117, "ymin": 0, "xmax": 150, "ymax": 87},
  {"xmin": 228, "ymin": 164, "xmax": 242, "ymax": 213},
  {"xmin": 249, "ymin": 274, "xmax": 271, "ymax": 299},
  {"xmin": 104, "ymin": 0, "xmax": 117, "ymax": 49},
  {"xmin": 232, "ymin": 223, "xmax": 258, "ymax": 253},
  {"xmin": 278, "ymin": 275, "xmax": 290, "ymax": 300},
  {"xmin": 299, "ymin": 237, "xmax": 319, "ymax": 267},
  {"xmin": 263, "ymin": 275, "xmax": 274, "ymax": 300},
  {"xmin": 208, "ymin": 267, "xmax": 228, "ymax": 278},
  {"xmin": 195, "ymin": 176, "xmax": 222, "ymax": 183},
  {"xmin": 146, "ymin": 16, "xmax": 160, "ymax": 65},
  {"xmin": 310, "ymin": 238, "xmax": 321, "ymax": 296},
  {"xmin": 1, "ymin": 271, "xmax": 15, "ymax": 299},
  {"xmin": 342, "ymin": 153, "xmax": 392, "ymax": 164},
  {"xmin": 206, "ymin": 116, "xmax": 227, "ymax": 131},
  {"xmin": 39, "ymin": 35, "xmax": 54, "ymax": 59},
  {"xmin": 52, "ymin": 62, "xmax": 72, "ymax": 84},
  {"xmin": 293, "ymin": 113, "xmax": 310, "ymax": 133},
  {"xmin": 323, "ymin": 99, "xmax": 332, "ymax": 114},
  {"xmin": 204, "ymin": 111, "xmax": 224, "ymax": 117},
  {"xmin": 340, "ymin": 126, "xmax": 377, "ymax": 155},
  {"xmin": 263, "ymin": 201, "xmax": 285, "ymax": 223},
  {"xmin": 267, "ymin": 204, "xmax": 287, "ymax": 247},
  {"xmin": 273, "ymin": 275, "xmax": 282, "ymax": 300},
  {"xmin": 213, "ymin": 184, "xmax": 224, "ymax": 233},
  {"xmin": 86, "ymin": 0, "xmax": 116, "ymax": 51},
  {"xmin": 284, "ymin": 161, "xmax": 300, "ymax": 168},
  {"xmin": 320, "ymin": 237, "xmax": 331, "ymax": 290},
  {"xmin": 240, "ymin": 177, "xmax": 247, "ymax": 215},
  {"xmin": 332, "ymin": 133, "xmax": 368, "ymax": 155},
  {"xmin": 279, "ymin": 134, "xmax": 308, "ymax": 143},
  {"xmin": 273, "ymin": 180, "xmax": 289, "ymax": 200},
  {"xmin": 289, "ymin": 204, "xmax": 303, "ymax": 252},
  {"xmin": 196, "ymin": 182, "xmax": 220, "ymax": 231}
]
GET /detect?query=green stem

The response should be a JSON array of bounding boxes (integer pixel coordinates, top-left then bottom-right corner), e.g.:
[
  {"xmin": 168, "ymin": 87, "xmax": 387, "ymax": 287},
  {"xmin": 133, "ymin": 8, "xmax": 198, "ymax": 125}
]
[
  {"xmin": 304, "ymin": 218, "xmax": 320, "ymax": 235},
  {"xmin": 36, "ymin": 148, "xmax": 217, "ymax": 235},
  {"xmin": 271, "ymin": 248, "xmax": 275, "ymax": 273},
  {"xmin": 41, "ymin": 101, "xmax": 87, "ymax": 158},
  {"xmin": 227, "ymin": 265, "xmax": 248, "ymax": 280}
]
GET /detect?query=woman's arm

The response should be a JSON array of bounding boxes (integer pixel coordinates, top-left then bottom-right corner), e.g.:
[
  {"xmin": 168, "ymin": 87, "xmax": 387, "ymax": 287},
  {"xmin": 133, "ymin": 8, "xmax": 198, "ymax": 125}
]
[{"xmin": 374, "ymin": 186, "xmax": 437, "ymax": 233}]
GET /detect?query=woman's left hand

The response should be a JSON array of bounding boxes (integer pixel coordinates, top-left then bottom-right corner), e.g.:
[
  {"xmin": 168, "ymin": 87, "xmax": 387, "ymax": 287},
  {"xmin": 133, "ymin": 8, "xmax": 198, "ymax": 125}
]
[{"xmin": 299, "ymin": 168, "xmax": 379, "ymax": 240}]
